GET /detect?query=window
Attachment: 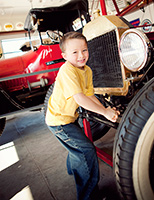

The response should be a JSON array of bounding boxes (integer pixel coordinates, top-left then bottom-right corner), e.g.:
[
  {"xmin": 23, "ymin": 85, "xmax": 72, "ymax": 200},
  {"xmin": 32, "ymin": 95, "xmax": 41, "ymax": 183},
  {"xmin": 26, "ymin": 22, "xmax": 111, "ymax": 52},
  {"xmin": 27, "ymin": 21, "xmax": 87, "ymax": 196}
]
[{"xmin": 1, "ymin": 37, "xmax": 29, "ymax": 59}]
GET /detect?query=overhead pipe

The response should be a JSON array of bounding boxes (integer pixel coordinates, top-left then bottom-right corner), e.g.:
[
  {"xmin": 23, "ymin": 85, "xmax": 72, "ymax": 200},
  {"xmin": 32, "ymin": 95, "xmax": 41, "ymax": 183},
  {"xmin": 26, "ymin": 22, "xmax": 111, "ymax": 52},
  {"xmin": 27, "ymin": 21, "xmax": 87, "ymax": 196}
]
[
  {"xmin": 99, "ymin": 0, "xmax": 143, "ymax": 16},
  {"xmin": 112, "ymin": 0, "xmax": 120, "ymax": 15},
  {"xmin": 99, "ymin": 0, "xmax": 107, "ymax": 15},
  {"xmin": 117, "ymin": 0, "xmax": 143, "ymax": 16}
]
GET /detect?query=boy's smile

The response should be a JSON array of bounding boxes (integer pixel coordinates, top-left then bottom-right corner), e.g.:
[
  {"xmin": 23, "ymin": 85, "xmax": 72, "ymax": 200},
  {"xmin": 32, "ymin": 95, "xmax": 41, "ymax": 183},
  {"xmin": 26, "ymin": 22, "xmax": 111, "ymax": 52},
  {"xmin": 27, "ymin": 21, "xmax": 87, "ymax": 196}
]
[{"xmin": 62, "ymin": 38, "xmax": 89, "ymax": 69}]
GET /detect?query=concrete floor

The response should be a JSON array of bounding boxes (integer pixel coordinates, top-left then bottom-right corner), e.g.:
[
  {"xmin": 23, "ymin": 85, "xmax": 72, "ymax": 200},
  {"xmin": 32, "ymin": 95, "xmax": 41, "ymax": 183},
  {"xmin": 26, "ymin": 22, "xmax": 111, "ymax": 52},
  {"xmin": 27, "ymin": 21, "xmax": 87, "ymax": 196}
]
[{"xmin": 0, "ymin": 110, "xmax": 121, "ymax": 200}]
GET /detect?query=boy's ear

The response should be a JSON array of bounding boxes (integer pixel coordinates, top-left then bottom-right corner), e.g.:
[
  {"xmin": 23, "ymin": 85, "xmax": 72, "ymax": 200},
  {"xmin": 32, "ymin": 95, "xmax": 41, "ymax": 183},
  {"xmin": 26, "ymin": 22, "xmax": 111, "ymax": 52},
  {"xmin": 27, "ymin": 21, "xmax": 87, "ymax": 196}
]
[{"xmin": 61, "ymin": 52, "xmax": 67, "ymax": 60}]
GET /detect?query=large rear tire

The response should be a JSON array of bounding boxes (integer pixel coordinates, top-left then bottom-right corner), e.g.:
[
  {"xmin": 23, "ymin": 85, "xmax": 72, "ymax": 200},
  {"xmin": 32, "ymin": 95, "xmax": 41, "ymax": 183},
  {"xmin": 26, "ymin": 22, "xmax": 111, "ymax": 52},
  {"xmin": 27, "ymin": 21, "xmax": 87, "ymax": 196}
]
[
  {"xmin": 113, "ymin": 78, "xmax": 154, "ymax": 200},
  {"xmin": 44, "ymin": 84, "xmax": 54, "ymax": 116},
  {"xmin": 133, "ymin": 112, "xmax": 154, "ymax": 200},
  {"xmin": 0, "ymin": 118, "xmax": 6, "ymax": 136}
]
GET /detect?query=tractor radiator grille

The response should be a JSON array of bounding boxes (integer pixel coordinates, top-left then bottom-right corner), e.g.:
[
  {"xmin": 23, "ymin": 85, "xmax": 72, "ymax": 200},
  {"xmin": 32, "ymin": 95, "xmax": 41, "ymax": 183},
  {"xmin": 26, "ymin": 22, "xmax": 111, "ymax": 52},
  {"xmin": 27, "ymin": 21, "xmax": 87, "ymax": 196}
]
[{"xmin": 87, "ymin": 30, "xmax": 123, "ymax": 88}]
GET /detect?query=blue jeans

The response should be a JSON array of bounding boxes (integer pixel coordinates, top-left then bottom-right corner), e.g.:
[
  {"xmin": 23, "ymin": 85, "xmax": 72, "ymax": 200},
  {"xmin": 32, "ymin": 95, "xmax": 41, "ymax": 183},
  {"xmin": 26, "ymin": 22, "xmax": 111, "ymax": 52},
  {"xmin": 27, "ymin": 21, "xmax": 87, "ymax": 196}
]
[{"xmin": 48, "ymin": 121, "xmax": 100, "ymax": 200}]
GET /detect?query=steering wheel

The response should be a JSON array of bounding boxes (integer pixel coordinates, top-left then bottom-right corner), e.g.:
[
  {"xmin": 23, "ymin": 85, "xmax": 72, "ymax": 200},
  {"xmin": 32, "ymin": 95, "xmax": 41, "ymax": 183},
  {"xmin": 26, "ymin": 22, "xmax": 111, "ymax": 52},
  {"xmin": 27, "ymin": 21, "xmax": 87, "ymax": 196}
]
[{"xmin": 46, "ymin": 30, "xmax": 63, "ymax": 43}]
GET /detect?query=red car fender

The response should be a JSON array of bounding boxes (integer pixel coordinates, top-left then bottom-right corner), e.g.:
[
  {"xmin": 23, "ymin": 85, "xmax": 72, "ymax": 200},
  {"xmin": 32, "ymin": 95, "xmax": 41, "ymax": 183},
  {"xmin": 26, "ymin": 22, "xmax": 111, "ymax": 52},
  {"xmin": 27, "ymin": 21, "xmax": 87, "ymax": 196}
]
[{"xmin": 0, "ymin": 44, "xmax": 64, "ymax": 92}]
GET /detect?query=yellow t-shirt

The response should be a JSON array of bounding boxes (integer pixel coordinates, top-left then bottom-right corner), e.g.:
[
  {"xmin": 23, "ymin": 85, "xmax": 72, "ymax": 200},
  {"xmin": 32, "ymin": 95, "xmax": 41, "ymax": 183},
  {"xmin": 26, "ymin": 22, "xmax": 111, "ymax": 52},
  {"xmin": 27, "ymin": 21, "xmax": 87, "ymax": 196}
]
[{"xmin": 45, "ymin": 61, "xmax": 94, "ymax": 126}]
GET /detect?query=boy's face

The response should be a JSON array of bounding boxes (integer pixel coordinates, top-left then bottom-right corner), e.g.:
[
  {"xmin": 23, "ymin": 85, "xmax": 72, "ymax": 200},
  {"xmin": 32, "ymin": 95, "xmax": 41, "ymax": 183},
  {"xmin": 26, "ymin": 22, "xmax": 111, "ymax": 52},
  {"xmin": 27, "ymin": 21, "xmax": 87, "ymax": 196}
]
[{"xmin": 62, "ymin": 38, "xmax": 89, "ymax": 69}]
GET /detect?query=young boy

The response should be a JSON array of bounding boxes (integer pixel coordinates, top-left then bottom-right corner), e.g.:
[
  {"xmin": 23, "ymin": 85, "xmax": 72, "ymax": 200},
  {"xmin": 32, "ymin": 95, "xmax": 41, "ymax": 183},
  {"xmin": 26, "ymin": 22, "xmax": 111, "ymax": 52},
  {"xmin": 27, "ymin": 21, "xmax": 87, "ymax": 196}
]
[{"xmin": 45, "ymin": 31, "xmax": 119, "ymax": 200}]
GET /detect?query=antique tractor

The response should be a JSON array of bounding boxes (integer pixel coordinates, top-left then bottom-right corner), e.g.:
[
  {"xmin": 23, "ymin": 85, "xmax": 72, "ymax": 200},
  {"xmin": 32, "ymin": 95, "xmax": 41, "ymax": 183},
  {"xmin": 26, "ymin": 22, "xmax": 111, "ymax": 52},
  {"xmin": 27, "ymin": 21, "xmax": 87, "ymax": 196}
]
[{"xmin": 82, "ymin": 8, "xmax": 154, "ymax": 200}]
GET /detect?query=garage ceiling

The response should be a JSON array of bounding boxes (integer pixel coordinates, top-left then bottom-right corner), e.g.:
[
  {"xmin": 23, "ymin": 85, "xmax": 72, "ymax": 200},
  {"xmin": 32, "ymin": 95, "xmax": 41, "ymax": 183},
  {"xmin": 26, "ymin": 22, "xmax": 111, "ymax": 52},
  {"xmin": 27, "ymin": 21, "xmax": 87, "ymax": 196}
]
[
  {"xmin": 0, "ymin": 0, "xmax": 71, "ymax": 15},
  {"xmin": 0, "ymin": 0, "xmax": 100, "ymax": 32}
]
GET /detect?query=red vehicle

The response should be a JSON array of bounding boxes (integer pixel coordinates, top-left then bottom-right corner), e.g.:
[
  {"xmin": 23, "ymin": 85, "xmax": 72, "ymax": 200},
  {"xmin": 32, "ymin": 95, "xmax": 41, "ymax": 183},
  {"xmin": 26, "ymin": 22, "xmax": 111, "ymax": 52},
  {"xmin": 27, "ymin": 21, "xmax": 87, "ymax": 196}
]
[{"xmin": 0, "ymin": 0, "xmax": 90, "ymax": 135}]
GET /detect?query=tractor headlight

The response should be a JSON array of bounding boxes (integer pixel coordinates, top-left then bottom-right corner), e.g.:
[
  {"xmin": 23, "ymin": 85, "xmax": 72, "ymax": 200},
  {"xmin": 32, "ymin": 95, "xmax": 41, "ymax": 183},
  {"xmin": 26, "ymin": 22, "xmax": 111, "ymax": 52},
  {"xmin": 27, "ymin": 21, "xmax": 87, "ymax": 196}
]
[{"xmin": 119, "ymin": 29, "xmax": 152, "ymax": 72}]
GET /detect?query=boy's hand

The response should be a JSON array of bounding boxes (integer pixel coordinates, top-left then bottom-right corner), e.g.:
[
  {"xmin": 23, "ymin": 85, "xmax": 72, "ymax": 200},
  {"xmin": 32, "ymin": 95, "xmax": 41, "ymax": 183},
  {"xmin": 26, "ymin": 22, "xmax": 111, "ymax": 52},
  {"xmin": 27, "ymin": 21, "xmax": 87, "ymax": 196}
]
[
  {"xmin": 105, "ymin": 106, "xmax": 120, "ymax": 122},
  {"xmin": 73, "ymin": 93, "xmax": 120, "ymax": 122}
]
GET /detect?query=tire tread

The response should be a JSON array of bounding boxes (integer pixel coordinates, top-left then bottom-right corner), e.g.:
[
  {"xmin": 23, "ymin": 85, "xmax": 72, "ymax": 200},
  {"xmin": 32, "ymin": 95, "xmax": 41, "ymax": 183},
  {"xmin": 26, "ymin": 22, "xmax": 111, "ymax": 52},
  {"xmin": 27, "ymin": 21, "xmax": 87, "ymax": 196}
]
[{"xmin": 113, "ymin": 78, "xmax": 154, "ymax": 200}]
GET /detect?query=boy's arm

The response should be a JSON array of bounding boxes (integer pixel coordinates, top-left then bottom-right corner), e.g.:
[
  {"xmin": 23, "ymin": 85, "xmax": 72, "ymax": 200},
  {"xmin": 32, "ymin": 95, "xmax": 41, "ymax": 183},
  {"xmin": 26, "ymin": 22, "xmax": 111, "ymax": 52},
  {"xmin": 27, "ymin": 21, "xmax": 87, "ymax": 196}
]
[
  {"xmin": 88, "ymin": 95, "xmax": 104, "ymax": 107},
  {"xmin": 73, "ymin": 93, "xmax": 119, "ymax": 122}
]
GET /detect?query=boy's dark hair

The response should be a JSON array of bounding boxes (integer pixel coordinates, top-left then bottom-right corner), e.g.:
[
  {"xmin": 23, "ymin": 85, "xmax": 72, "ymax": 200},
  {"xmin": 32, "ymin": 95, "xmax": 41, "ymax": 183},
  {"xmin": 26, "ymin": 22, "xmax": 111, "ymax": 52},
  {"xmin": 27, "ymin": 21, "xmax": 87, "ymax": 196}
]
[{"xmin": 59, "ymin": 31, "xmax": 87, "ymax": 53}]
